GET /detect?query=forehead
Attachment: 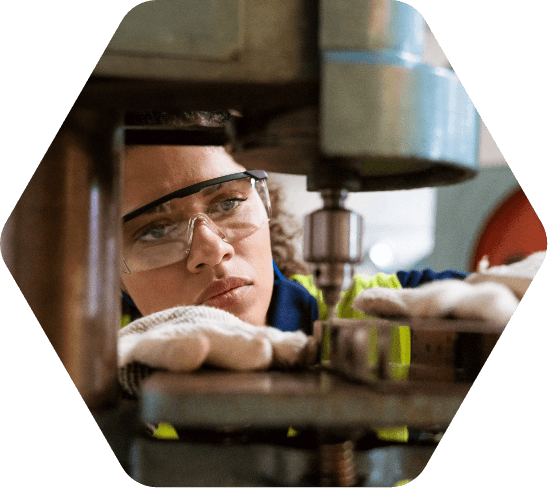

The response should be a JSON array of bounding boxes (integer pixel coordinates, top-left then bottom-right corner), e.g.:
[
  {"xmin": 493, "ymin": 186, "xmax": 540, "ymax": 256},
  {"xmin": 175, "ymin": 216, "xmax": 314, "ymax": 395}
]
[{"xmin": 123, "ymin": 145, "xmax": 245, "ymax": 215}]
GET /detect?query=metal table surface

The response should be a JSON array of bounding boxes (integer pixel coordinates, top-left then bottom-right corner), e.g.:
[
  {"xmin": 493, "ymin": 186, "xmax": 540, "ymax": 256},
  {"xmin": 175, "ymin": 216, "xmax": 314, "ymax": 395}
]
[{"xmin": 140, "ymin": 369, "xmax": 471, "ymax": 430}]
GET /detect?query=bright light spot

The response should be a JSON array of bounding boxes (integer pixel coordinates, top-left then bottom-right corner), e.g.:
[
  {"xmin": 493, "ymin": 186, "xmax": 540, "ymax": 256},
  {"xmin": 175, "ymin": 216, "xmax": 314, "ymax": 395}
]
[{"xmin": 369, "ymin": 243, "xmax": 394, "ymax": 268}]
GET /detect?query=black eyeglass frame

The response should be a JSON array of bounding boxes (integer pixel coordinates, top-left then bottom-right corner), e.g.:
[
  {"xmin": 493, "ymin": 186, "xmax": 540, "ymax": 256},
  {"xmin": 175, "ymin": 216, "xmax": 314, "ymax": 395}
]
[{"xmin": 123, "ymin": 170, "xmax": 269, "ymax": 223}]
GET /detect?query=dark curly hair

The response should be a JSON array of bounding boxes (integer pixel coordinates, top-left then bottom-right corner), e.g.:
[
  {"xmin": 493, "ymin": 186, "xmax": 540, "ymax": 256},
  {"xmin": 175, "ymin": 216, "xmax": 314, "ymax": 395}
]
[
  {"xmin": 266, "ymin": 176, "xmax": 310, "ymax": 277},
  {"xmin": 125, "ymin": 110, "xmax": 236, "ymax": 127}
]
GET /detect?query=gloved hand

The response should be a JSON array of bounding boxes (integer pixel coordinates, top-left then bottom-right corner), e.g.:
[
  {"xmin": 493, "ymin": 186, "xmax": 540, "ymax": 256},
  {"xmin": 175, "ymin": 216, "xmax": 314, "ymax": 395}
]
[
  {"xmin": 118, "ymin": 305, "xmax": 317, "ymax": 397},
  {"xmin": 352, "ymin": 251, "xmax": 545, "ymax": 323},
  {"xmin": 465, "ymin": 250, "xmax": 545, "ymax": 299}
]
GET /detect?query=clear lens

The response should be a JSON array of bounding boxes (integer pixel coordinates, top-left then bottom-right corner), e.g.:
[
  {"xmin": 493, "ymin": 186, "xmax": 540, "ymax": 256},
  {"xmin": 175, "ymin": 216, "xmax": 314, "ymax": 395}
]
[{"xmin": 122, "ymin": 176, "xmax": 270, "ymax": 273}]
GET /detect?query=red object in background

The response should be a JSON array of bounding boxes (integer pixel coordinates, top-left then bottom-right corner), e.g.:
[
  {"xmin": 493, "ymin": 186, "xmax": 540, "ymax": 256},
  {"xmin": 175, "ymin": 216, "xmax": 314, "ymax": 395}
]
[{"xmin": 471, "ymin": 187, "xmax": 547, "ymax": 271}]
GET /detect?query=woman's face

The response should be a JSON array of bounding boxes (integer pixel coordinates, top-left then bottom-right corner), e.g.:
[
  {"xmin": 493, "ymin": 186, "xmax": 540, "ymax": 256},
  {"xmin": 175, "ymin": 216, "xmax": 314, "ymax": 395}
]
[{"xmin": 121, "ymin": 145, "xmax": 274, "ymax": 326}]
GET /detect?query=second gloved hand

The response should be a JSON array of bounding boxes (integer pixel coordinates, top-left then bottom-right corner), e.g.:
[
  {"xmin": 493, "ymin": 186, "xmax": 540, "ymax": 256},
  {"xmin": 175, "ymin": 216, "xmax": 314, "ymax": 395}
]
[
  {"xmin": 352, "ymin": 279, "xmax": 519, "ymax": 323},
  {"xmin": 352, "ymin": 251, "xmax": 545, "ymax": 323}
]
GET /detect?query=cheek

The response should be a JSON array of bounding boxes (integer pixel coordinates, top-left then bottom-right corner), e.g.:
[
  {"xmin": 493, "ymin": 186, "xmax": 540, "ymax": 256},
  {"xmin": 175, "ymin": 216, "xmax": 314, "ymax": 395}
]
[
  {"xmin": 121, "ymin": 267, "xmax": 195, "ymax": 315},
  {"xmin": 241, "ymin": 226, "xmax": 273, "ymax": 280},
  {"xmin": 235, "ymin": 227, "xmax": 274, "ymax": 323}
]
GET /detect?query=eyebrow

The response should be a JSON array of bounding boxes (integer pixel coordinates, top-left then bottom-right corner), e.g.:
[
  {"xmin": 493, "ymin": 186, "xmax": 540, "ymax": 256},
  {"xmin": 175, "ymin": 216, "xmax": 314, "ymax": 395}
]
[
  {"xmin": 133, "ymin": 202, "xmax": 173, "ymax": 219},
  {"xmin": 201, "ymin": 183, "xmax": 225, "ymax": 197}
]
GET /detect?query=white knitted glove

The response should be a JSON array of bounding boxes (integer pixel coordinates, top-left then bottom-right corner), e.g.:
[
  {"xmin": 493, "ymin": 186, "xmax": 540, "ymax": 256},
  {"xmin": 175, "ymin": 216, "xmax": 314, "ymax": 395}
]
[
  {"xmin": 352, "ymin": 251, "xmax": 545, "ymax": 323},
  {"xmin": 118, "ymin": 306, "xmax": 317, "ymax": 397},
  {"xmin": 465, "ymin": 251, "xmax": 545, "ymax": 299},
  {"xmin": 352, "ymin": 279, "xmax": 519, "ymax": 323}
]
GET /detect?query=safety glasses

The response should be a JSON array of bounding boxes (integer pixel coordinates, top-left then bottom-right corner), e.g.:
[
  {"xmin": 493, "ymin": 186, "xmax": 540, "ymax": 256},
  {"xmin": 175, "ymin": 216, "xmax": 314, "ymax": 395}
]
[{"xmin": 121, "ymin": 170, "xmax": 270, "ymax": 273}]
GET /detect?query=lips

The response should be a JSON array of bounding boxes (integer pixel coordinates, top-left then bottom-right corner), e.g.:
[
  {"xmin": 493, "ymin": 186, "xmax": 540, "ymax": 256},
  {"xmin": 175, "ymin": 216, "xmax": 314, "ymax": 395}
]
[{"xmin": 197, "ymin": 277, "xmax": 252, "ymax": 306}]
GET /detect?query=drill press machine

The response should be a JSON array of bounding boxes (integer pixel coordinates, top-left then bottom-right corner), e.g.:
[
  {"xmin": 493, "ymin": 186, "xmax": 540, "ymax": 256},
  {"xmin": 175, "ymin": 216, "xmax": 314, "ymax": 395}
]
[{"xmin": 2, "ymin": 1, "xmax": 495, "ymax": 486}]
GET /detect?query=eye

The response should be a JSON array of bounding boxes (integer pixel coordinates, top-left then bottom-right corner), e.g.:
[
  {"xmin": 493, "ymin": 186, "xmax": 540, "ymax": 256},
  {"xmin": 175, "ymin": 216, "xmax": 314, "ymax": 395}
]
[
  {"xmin": 210, "ymin": 197, "xmax": 246, "ymax": 216},
  {"xmin": 136, "ymin": 222, "xmax": 182, "ymax": 243},
  {"xmin": 142, "ymin": 226, "xmax": 168, "ymax": 240},
  {"xmin": 221, "ymin": 198, "xmax": 244, "ymax": 211}
]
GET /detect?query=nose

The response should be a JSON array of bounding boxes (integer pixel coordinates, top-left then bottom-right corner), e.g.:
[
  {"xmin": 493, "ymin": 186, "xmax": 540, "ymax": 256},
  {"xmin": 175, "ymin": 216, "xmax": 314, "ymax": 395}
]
[{"xmin": 186, "ymin": 217, "xmax": 234, "ymax": 272}]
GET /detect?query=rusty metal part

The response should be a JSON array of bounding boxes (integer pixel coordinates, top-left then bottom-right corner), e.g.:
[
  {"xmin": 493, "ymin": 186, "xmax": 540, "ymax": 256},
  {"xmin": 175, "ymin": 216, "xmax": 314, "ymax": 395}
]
[
  {"xmin": 1, "ymin": 108, "xmax": 123, "ymax": 410},
  {"xmin": 319, "ymin": 440, "xmax": 358, "ymax": 487}
]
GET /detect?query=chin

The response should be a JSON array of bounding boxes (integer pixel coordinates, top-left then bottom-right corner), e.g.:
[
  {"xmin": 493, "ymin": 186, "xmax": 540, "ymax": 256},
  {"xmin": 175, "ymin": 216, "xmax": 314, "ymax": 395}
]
[{"xmin": 230, "ymin": 306, "xmax": 265, "ymax": 326}]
